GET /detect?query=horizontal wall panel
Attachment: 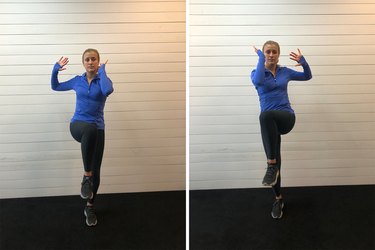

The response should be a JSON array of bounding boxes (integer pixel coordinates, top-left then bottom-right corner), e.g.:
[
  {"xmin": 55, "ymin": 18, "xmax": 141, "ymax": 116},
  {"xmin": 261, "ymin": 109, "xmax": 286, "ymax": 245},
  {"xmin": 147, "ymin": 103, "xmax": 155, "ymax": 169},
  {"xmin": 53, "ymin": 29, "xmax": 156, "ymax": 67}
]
[
  {"xmin": 189, "ymin": 159, "xmax": 374, "ymax": 173},
  {"xmin": 0, "ymin": 72, "xmax": 186, "ymax": 87},
  {"xmin": 190, "ymin": 167, "xmax": 374, "ymax": 182},
  {"xmin": 190, "ymin": 4, "xmax": 375, "ymax": 15},
  {"xmin": 188, "ymin": 75, "xmax": 375, "ymax": 87},
  {"xmin": 1, "ymin": 126, "xmax": 186, "ymax": 144},
  {"xmin": 190, "ymin": 15, "xmax": 375, "ymax": 26},
  {"xmin": 0, "ymin": 100, "xmax": 185, "ymax": 116},
  {"xmin": 190, "ymin": 55, "xmax": 373, "ymax": 66},
  {"xmin": 0, "ymin": 13, "xmax": 185, "ymax": 24},
  {"xmin": 0, "ymin": 53, "xmax": 186, "ymax": 66},
  {"xmin": 190, "ymin": 94, "xmax": 375, "ymax": 106},
  {"xmin": 190, "ymin": 45, "xmax": 375, "ymax": 57},
  {"xmin": 0, "ymin": 23, "xmax": 186, "ymax": 35},
  {"xmin": 189, "ymin": 65, "xmax": 375, "ymax": 76},
  {"xmin": 0, "ymin": 2, "xmax": 185, "ymax": 13},
  {"xmin": 190, "ymin": 142, "xmax": 375, "ymax": 155},
  {"xmin": 190, "ymin": 25, "xmax": 375, "ymax": 36},
  {"xmin": 190, "ymin": 123, "xmax": 375, "ymax": 135},
  {"xmin": 0, "ymin": 90, "xmax": 186, "ymax": 105},
  {"xmin": 190, "ymin": 0, "xmax": 375, "ymax": 3},
  {"xmin": 1, "ymin": 139, "xmax": 186, "ymax": 154},
  {"xmin": 0, "ymin": 33, "xmax": 185, "ymax": 46},
  {"xmin": 190, "ymin": 85, "xmax": 375, "ymax": 96},
  {"xmin": 0, "ymin": 43, "xmax": 185, "ymax": 56},
  {"xmin": 0, "ymin": 173, "xmax": 185, "ymax": 190},
  {"xmin": 190, "ymin": 35, "xmax": 375, "ymax": 46},
  {"xmin": 190, "ymin": 131, "xmax": 375, "ymax": 145},
  {"xmin": 189, "ymin": 113, "xmax": 375, "ymax": 125},
  {"xmin": 0, "ymin": 0, "xmax": 184, "ymax": 2}
]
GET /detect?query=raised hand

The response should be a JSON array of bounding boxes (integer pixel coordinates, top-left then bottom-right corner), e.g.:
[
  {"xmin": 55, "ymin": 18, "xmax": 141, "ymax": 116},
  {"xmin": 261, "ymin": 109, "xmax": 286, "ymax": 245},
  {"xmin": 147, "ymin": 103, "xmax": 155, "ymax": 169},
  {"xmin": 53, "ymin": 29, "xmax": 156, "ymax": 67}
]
[
  {"xmin": 98, "ymin": 59, "xmax": 108, "ymax": 74},
  {"xmin": 57, "ymin": 56, "xmax": 69, "ymax": 71},
  {"xmin": 99, "ymin": 59, "xmax": 108, "ymax": 68},
  {"xmin": 253, "ymin": 45, "xmax": 260, "ymax": 54},
  {"xmin": 289, "ymin": 49, "xmax": 303, "ymax": 66}
]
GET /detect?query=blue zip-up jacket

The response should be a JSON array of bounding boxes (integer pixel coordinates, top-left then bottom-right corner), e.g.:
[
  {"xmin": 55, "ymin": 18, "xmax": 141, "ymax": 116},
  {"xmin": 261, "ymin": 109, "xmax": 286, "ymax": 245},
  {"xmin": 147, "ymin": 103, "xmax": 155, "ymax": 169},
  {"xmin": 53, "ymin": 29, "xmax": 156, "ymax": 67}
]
[
  {"xmin": 51, "ymin": 63, "xmax": 114, "ymax": 129},
  {"xmin": 251, "ymin": 50, "xmax": 312, "ymax": 113}
]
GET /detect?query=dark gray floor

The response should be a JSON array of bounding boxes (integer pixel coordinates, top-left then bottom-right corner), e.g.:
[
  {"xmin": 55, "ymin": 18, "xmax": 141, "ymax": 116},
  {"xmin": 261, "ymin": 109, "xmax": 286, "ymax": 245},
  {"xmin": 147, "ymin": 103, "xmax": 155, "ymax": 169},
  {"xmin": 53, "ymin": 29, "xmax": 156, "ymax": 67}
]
[
  {"xmin": 190, "ymin": 185, "xmax": 375, "ymax": 250},
  {"xmin": 0, "ymin": 191, "xmax": 185, "ymax": 250}
]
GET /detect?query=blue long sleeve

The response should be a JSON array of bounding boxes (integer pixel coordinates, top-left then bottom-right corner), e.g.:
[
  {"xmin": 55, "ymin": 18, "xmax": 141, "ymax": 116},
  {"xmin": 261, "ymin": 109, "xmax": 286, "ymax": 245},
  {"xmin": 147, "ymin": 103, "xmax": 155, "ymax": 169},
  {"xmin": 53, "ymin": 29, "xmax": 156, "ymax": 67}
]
[
  {"xmin": 289, "ymin": 56, "xmax": 312, "ymax": 81},
  {"xmin": 250, "ymin": 50, "xmax": 266, "ymax": 86},
  {"xmin": 98, "ymin": 64, "xmax": 114, "ymax": 96},
  {"xmin": 51, "ymin": 63, "xmax": 75, "ymax": 91}
]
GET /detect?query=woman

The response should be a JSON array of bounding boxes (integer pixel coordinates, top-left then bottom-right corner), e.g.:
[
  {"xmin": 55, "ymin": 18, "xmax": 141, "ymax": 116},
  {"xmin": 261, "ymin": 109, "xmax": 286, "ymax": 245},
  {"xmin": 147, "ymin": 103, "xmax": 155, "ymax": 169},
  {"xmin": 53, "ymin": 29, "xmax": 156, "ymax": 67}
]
[
  {"xmin": 51, "ymin": 48, "xmax": 114, "ymax": 226},
  {"xmin": 251, "ymin": 41, "xmax": 312, "ymax": 219}
]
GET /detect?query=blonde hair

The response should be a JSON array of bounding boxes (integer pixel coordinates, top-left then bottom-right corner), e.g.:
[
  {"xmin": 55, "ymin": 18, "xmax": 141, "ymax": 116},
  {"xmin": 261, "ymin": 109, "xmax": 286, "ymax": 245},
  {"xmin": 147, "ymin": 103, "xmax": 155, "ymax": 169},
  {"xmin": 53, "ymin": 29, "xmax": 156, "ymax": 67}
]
[
  {"xmin": 262, "ymin": 40, "xmax": 280, "ymax": 54},
  {"xmin": 82, "ymin": 48, "xmax": 100, "ymax": 63}
]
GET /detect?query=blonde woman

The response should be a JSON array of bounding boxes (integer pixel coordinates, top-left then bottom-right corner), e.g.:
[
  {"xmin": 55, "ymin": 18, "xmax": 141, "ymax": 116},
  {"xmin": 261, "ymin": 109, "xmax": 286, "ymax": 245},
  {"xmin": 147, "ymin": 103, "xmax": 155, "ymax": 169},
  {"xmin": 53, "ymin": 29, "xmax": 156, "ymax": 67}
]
[
  {"xmin": 251, "ymin": 41, "xmax": 312, "ymax": 219},
  {"xmin": 51, "ymin": 48, "xmax": 114, "ymax": 226}
]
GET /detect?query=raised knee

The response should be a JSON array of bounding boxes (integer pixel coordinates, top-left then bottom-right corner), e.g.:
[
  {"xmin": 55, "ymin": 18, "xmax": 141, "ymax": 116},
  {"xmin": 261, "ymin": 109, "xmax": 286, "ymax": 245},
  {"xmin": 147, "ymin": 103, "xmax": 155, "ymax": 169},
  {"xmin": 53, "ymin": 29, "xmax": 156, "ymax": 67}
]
[{"xmin": 259, "ymin": 111, "xmax": 273, "ymax": 123}]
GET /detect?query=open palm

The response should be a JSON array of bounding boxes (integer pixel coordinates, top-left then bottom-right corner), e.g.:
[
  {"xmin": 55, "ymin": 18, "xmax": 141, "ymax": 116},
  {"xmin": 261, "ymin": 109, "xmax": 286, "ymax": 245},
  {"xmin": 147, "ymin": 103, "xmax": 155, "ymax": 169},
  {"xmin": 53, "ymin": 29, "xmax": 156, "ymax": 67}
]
[
  {"xmin": 57, "ymin": 56, "xmax": 69, "ymax": 71},
  {"xmin": 289, "ymin": 49, "xmax": 303, "ymax": 66}
]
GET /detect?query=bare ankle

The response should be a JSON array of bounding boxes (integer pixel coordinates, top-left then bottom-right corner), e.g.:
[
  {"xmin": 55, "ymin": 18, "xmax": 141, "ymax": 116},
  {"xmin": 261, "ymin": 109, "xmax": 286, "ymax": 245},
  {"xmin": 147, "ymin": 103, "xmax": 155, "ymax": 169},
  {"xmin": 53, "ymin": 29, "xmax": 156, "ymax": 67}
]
[
  {"xmin": 84, "ymin": 171, "xmax": 93, "ymax": 177},
  {"xmin": 267, "ymin": 159, "xmax": 277, "ymax": 165}
]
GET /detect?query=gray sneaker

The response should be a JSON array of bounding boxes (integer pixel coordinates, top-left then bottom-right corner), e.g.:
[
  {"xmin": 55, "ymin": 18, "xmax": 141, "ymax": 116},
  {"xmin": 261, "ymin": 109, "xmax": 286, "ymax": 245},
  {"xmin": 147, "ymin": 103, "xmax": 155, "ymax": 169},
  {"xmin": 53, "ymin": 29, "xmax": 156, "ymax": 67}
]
[
  {"xmin": 81, "ymin": 176, "xmax": 93, "ymax": 200},
  {"xmin": 271, "ymin": 199, "xmax": 284, "ymax": 219},
  {"xmin": 84, "ymin": 206, "xmax": 97, "ymax": 226},
  {"xmin": 262, "ymin": 164, "xmax": 279, "ymax": 186}
]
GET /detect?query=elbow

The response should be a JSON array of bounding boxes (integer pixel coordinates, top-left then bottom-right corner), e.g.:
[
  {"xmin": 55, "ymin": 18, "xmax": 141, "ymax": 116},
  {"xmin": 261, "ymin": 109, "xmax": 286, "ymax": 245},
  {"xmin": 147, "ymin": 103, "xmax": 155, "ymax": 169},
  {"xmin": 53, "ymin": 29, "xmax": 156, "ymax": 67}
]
[
  {"xmin": 253, "ymin": 80, "xmax": 262, "ymax": 86},
  {"xmin": 250, "ymin": 73, "xmax": 263, "ymax": 86},
  {"xmin": 104, "ymin": 87, "xmax": 114, "ymax": 97},
  {"xmin": 250, "ymin": 77, "xmax": 259, "ymax": 86},
  {"xmin": 251, "ymin": 78, "xmax": 262, "ymax": 86},
  {"xmin": 51, "ymin": 84, "xmax": 57, "ymax": 91}
]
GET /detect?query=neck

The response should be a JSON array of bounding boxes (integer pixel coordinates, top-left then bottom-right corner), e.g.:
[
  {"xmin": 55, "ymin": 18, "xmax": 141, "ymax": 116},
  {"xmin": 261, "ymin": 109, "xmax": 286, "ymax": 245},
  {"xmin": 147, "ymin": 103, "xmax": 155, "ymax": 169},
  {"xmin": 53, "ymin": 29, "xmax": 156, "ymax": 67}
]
[
  {"xmin": 86, "ymin": 71, "xmax": 96, "ymax": 84},
  {"xmin": 265, "ymin": 64, "xmax": 277, "ymax": 76}
]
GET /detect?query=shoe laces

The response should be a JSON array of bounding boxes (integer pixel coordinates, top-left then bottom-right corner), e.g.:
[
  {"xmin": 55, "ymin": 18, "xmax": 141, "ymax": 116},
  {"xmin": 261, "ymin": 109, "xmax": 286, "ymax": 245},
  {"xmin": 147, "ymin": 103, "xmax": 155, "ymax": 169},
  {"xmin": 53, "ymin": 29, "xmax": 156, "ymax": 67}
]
[
  {"xmin": 265, "ymin": 165, "xmax": 278, "ymax": 177},
  {"xmin": 273, "ymin": 199, "xmax": 283, "ymax": 207},
  {"xmin": 82, "ymin": 176, "xmax": 92, "ymax": 185},
  {"xmin": 86, "ymin": 206, "xmax": 95, "ymax": 217}
]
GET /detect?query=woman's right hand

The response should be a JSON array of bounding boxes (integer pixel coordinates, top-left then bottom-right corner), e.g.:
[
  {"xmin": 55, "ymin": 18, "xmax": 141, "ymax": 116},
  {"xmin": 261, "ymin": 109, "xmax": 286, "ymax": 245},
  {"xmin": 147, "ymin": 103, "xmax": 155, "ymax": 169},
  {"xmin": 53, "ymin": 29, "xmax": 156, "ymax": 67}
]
[{"xmin": 57, "ymin": 56, "xmax": 69, "ymax": 71}]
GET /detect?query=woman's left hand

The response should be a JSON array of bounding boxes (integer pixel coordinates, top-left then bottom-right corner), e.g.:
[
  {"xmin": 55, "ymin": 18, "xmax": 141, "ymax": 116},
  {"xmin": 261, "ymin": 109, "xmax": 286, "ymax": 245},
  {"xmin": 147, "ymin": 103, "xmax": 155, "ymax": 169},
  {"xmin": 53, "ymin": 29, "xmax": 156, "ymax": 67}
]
[
  {"xmin": 98, "ymin": 60, "xmax": 108, "ymax": 73},
  {"xmin": 289, "ymin": 49, "xmax": 303, "ymax": 66},
  {"xmin": 99, "ymin": 59, "xmax": 108, "ymax": 68}
]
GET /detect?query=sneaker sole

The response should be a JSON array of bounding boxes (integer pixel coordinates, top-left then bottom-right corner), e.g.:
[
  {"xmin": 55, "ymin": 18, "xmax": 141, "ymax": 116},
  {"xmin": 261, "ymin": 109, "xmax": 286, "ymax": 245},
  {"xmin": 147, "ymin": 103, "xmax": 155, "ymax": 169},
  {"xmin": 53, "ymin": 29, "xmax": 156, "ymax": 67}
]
[
  {"xmin": 84, "ymin": 210, "xmax": 97, "ymax": 227},
  {"xmin": 80, "ymin": 192, "xmax": 94, "ymax": 200},
  {"xmin": 262, "ymin": 170, "xmax": 280, "ymax": 186},
  {"xmin": 271, "ymin": 202, "xmax": 284, "ymax": 219}
]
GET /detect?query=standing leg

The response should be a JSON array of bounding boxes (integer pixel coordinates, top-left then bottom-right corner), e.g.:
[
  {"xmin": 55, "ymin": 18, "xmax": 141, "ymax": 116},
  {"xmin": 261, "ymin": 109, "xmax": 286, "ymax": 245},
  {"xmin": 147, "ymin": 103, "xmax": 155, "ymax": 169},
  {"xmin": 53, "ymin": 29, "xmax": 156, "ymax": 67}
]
[
  {"xmin": 85, "ymin": 129, "xmax": 105, "ymax": 227},
  {"xmin": 267, "ymin": 111, "xmax": 294, "ymax": 219},
  {"xmin": 271, "ymin": 134, "xmax": 284, "ymax": 219},
  {"xmin": 88, "ymin": 129, "xmax": 105, "ymax": 205},
  {"xmin": 272, "ymin": 134, "xmax": 282, "ymax": 198}
]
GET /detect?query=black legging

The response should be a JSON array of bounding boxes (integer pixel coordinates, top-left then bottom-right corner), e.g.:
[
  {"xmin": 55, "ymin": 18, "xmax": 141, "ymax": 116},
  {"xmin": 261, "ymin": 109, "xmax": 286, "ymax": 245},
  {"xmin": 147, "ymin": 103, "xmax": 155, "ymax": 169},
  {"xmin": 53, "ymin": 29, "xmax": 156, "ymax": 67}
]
[
  {"xmin": 259, "ymin": 110, "xmax": 295, "ymax": 197},
  {"xmin": 70, "ymin": 121, "xmax": 105, "ymax": 203}
]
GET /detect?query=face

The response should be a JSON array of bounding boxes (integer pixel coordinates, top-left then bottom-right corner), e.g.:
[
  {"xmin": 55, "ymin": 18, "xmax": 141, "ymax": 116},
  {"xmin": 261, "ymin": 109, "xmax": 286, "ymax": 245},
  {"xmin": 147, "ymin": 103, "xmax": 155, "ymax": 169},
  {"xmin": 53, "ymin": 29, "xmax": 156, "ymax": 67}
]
[
  {"xmin": 83, "ymin": 51, "xmax": 99, "ymax": 74},
  {"xmin": 263, "ymin": 44, "xmax": 279, "ymax": 67}
]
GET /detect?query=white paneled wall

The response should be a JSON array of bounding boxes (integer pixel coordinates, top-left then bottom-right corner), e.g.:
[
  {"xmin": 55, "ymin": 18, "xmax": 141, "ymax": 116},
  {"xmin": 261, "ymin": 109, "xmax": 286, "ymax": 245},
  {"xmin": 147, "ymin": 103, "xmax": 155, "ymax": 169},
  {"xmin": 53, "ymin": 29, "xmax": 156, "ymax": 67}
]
[
  {"xmin": 190, "ymin": 0, "xmax": 375, "ymax": 190},
  {"xmin": 0, "ymin": 0, "xmax": 186, "ymax": 198}
]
